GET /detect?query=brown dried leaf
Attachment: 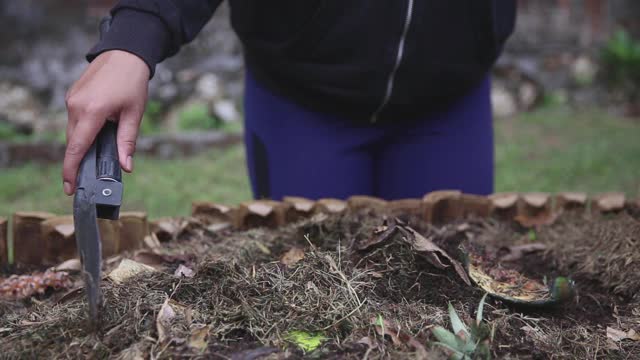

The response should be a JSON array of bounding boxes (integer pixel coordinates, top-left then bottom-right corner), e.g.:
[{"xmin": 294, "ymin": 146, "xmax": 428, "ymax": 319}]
[
  {"xmin": 399, "ymin": 226, "xmax": 471, "ymax": 285},
  {"xmin": 372, "ymin": 317, "xmax": 428, "ymax": 358},
  {"xmin": 607, "ymin": 327, "xmax": 640, "ymax": 342},
  {"xmin": 174, "ymin": 264, "xmax": 195, "ymax": 278},
  {"xmin": 156, "ymin": 299, "xmax": 190, "ymax": 344},
  {"xmin": 280, "ymin": 247, "xmax": 305, "ymax": 266},
  {"xmin": 357, "ymin": 222, "xmax": 398, "ymax": 250},
  {"xmin": 55, "ymin": 258, "xmax": 82, "ymax": 272},
  {"xmin": 499, "ymin": 243, "xmax": 547, "ymax": 262},
  {"xmin": 188, "ymin": 324, "xmax": 210, "ymax": 351}
]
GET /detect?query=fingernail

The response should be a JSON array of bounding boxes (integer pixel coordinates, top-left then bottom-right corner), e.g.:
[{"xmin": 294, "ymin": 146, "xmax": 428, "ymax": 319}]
[
  {"xmin": 126, "ymin": 156, "xmax": 133, "ymax": 172},
  {"xmin": 63, "ymin": 181, "xmax": 72, "ymax": 195}
]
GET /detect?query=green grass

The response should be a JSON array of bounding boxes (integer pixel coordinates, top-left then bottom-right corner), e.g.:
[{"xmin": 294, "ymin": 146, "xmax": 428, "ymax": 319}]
[
  {"xmin": 0, "ymin": 145, "xmax": 251, "ymax": 219},
  {"xmin": 0, "ymin": 105, "xmax": 638, "ymax": 220},
  {"xmin": 495, "ymin": 106, "xmax": 640, "ymax": 196}
]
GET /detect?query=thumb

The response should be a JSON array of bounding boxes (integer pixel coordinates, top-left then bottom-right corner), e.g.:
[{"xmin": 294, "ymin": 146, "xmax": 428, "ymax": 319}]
[{"xmin": 117, "ymin": 106, "xmax": 143, "ymax": 173}]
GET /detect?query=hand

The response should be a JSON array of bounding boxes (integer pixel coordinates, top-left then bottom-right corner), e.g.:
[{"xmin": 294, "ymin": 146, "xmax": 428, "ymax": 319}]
[{"xmin": 63, "ymin": 50, "xmax": 150, "ymax": 195}]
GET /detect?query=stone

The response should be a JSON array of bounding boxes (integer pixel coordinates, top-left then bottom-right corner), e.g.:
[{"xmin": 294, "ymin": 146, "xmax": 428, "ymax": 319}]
[
  {"xmin": 491, "ymin": 83, "xmax": 517, "ymax": 118},
  {"xmin": 195, "ymin": 73, "xmax": 222, "ymax": 101},
  {"xmin": 213, "ymin": 99, "xmax": 240, "ymax": 123}
]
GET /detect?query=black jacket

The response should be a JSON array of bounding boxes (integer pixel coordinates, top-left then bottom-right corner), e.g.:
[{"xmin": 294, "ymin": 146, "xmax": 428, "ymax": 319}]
[{"xmin": 88, "ymin": 0, "xmax": 516, "ymax": 123}]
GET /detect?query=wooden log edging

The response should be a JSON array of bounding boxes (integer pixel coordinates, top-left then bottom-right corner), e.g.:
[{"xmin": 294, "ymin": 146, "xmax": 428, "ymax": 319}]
[
  {"xmin": 8, "ymin": 211, "xmax": 150, "ymax": 266},
  {"xmin": 0, "ymin": 217, "xmax": 7, "ymax": 265},
  {"xmin": 0, "ymin": 131, "xmax": 242, "ymax": 168},
  {"xmin": 7, "ymin": 191, "xmax": 635, "ymax": 266}
]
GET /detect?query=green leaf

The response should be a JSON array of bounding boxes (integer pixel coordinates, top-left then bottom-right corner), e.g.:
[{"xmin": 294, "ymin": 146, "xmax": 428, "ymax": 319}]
[
  {"xmin": 432, "ymin": 341, "xmax": 467, "ymax": 360},
  {"xmin": 448, "ymin": 303, "xmax": 470, "ymax": 338},
  {"xmin": 432, "ymin": 326, "xmax": 459, "ymax": 348},
  {"xmin": 285, "ymin": 330, "xmax": 326, "ymax": 352},
  {"xmin": 476, "ymin": 293, "xmax": 488, "ymax": 326}
]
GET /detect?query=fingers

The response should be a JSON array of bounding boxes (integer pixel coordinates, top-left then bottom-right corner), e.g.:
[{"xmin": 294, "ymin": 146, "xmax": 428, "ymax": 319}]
[
  {"xmin": 117, "ymin": 106, "xmax": 144, "ymax": 173},
  {"xmin": 62, "ymin": 110, "xmax": 107, "ymax": 195}
]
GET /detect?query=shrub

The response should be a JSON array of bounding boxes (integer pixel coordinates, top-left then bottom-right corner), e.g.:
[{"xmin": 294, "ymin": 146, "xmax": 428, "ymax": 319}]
[{"xmin": 600, "ymin": 29, "xmax": 640, "ymax": 105}]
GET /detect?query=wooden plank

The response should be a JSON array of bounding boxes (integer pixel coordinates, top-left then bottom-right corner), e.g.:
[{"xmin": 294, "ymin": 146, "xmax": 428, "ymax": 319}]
[
  {"xmin": 423, "ymin": 190, "xmax": 462, "ymax": 224},
  {"xmin": 41, "ymin": 216, "xmax": 76, "ymax": 265},
  {"xmin": 0, "ymin": 217, "xmax": 7, "ymax": 265},
  {"xmin": 119, "ymin": 212, "xmax": 149, "ymax": 252},
  {"xmin": 12, "ymin": 211, "xmax": 55, "ymax": 265}
]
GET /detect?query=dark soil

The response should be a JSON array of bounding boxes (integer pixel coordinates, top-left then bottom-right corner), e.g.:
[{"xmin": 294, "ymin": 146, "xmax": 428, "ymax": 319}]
[{"xmin": 0, "ymin": 209, "xmax": 638, "ymax": 359}]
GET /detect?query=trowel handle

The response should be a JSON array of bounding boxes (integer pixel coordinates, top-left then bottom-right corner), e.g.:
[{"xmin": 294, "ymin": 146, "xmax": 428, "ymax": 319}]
[
  {"xmin": 96, "ymin": 121, "xmax": 121, "ymax": 182},
  {"xmin": 95, "ymin": 17, "xmax": 121, "ymax": 182}
]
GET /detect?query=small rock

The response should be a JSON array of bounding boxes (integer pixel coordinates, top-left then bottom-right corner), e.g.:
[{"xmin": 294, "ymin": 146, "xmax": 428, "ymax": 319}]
[
  {"xmin": 491, "ymin": 84, "xmax": 517, "ymax": 118},
  {"xmin": 196, "ymin": 73, "xmax": 222, "ymax": 100},
  {"xmin": 572, "ymin": 55, "xmax": 598, "ymax": 85},
  {"xmin": 213, "ymin": 99, "xmax": 240, "ymax": 123}
]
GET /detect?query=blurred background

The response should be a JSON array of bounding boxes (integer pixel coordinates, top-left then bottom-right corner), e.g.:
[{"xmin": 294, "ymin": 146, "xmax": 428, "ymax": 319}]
[{"xmin": 0, "ymin": 0, "xmax": 639, "ymax": 218}]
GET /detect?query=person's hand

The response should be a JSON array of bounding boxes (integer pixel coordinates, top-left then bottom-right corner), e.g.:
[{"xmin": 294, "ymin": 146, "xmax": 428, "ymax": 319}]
[{"xmin": 63, "ymin": 50, "xmax": 150, "ymax": 195}]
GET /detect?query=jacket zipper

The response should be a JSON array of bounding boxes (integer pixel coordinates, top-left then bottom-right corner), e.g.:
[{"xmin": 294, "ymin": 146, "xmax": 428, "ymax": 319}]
[{"xmin": 370, "ymin": 0, "xmax": 415, "ymax": 123}]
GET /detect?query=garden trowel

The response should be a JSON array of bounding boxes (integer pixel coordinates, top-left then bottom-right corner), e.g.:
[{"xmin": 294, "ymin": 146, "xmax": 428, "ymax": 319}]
[{"xmin": 73, "ymin": 16, "xmax": 122, "ymax": 325}]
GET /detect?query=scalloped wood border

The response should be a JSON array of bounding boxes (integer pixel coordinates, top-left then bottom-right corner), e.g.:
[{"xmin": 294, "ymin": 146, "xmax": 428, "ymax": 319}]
[{"xmin": 2, "ymin": 192, "xmax": 637, "ymax": 266}]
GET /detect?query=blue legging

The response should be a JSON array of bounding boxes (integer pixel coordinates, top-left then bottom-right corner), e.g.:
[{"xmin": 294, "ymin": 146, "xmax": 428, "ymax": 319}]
[{"xmin": 243, "ymin": 71, "xmax": 494, "ymax": 200}]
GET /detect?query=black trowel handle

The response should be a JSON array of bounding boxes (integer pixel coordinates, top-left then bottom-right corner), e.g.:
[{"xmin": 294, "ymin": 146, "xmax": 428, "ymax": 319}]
[
  {"xmin": 96, "ymin": 121, "xmax": 121, "ymax": 181},
  {"xmin": 94, "ymin": 16, "xmax": 120, "ymax": 182}
]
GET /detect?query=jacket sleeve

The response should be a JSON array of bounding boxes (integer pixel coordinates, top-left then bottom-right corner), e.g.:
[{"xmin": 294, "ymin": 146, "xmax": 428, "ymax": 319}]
[{"xmin": 86, "ymin": 0, "xmax": 223, "ymax": 77}]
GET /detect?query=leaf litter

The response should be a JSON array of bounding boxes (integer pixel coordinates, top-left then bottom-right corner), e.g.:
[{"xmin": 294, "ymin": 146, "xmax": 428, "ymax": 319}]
[{"xmin": 0, "ymin": 209, "xmax": 638, "ymax": 358}]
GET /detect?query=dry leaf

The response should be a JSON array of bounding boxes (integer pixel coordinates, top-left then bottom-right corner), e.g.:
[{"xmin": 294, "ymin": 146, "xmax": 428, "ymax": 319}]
[
  {"xmin": 55, "ymin": 258, "xmax": 82, "ymax": 272},
  {"xmin": 188, "ymin": 324, "xmax": 210, "ymax": 351},
  {"xmin": 357, "ymin": 221, "xmax": 398, "ymax": 250},
  {"xmin": 144, "ymin": 234, "xmax": 161, "ymax": 249},
  {"xmin": 156, "ymin": 299, "xmax": 190, "ymax": 344},
  {"xmin": 607, "ymin": 327, "xmax": 640, "ymax": 342},
  {"xmin": 174, "ymin": 264, "xmax": 195, "ymax": 278},
  {"xmin": 499, "ymin": 243, "xmax": 547, "ymax": 262},
  {"xmin": 372, "ymin": 317, "xmax": 428, "ymax": 358},
  {"xmin": 280, "ymin": 247, "xmax": 305, "ymax": 266},
  {"xmin": 108, "ymin": 259, "xmax": 157, "ymax": 284},
  {"xmin": 398, "ymin": 226, "xmax": 471, "ymax": 286}
]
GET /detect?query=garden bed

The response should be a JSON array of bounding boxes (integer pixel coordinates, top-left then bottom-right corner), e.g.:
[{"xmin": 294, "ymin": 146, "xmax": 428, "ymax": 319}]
[{"xmin": 0, "ymin": 194, "xmax": 639, "ymax": 359}]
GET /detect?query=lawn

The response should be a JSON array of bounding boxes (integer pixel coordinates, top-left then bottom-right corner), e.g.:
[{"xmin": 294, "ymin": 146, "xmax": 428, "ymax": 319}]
[{"xmin": 0, "ymin": 105, "xmax": 638, "ymax": 219}]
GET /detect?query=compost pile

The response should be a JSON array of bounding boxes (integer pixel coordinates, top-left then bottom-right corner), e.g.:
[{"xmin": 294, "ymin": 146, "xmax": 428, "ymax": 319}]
[{"xmin": 1, "ymin": 207, "xmax": 639, "ymax": 359}]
